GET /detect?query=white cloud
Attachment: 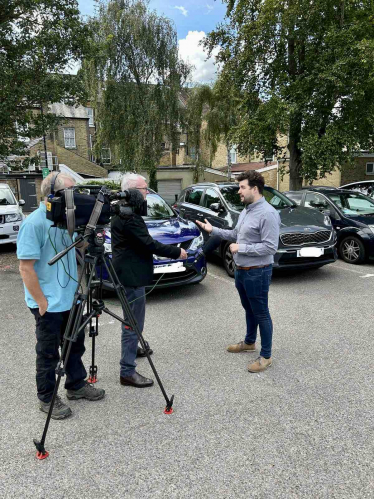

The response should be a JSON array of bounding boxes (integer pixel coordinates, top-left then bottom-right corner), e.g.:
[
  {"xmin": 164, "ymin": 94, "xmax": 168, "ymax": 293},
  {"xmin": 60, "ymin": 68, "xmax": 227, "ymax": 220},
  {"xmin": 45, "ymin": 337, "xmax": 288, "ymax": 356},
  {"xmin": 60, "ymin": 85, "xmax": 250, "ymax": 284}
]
[
  {"xmin": 206, "ymin": 4, "xmax": 214, "ymax": 13},
  {"xmin": 178, "ymin": 31, "xmax": 220, "ymax": 83},
  {"xmin": 174, "ymin": 6, "xmax": 188, "ymax": 17}
]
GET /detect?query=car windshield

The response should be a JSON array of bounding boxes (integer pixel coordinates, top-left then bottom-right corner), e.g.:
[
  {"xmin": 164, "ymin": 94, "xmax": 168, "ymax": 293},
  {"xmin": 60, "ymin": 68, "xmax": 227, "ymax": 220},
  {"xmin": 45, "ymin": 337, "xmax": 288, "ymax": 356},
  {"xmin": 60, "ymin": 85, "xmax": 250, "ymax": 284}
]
[
  {"xmin": 0, "ymin": 189, "xmax": 16, "ymax": 205},
  {"xmin": 144, "ymin": 193, "xmax": 175, "ymax": 219},
  {"xmin": 328, "ymin": 192, "xmax": 374, "ymax": 215},
  {"xmin": 219, "ymin": 184, "xmax": 294, "ymax": 211}
]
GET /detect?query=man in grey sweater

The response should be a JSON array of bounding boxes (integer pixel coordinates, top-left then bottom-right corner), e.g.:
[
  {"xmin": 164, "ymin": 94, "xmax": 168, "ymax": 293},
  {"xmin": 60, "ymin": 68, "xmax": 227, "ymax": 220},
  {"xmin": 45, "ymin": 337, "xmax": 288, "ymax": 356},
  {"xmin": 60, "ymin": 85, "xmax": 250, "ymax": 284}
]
[{"xmin": 196, "ymin": 170, "xmax": 281, "ymax": 372}]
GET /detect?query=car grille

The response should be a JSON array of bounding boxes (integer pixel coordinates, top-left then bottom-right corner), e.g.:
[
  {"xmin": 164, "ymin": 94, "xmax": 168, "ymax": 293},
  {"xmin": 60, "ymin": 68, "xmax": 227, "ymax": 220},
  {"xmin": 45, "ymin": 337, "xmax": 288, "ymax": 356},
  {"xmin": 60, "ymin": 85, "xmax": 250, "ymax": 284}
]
[
  {"xmin": 148, "ymin": 268, "xmax": 197, "ymax": 286},
  {"xmin": 280, "ymin": 230, "xmax": 331, "ymax": 246},
  {"xmin": 0, "ymin": 215, "xmax": 4, "ymax": 224}
]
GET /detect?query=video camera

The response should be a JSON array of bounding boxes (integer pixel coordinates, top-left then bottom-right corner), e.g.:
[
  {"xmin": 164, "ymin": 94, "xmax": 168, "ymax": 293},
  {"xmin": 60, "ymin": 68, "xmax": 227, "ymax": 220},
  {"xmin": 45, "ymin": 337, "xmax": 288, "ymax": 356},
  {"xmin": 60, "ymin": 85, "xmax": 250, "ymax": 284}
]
[{"xmin": 46, "ymin": 185, "xmax": 147, "ymax": 235}]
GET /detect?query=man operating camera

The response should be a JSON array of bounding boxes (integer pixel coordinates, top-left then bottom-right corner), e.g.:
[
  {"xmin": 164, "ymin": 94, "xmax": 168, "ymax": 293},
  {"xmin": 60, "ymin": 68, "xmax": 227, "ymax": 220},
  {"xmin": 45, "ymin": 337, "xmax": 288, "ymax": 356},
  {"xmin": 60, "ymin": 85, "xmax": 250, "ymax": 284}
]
[
  {"xmin": 17, "ymin": 172, "xmax": 105, "ymax": 420},
  {"xmin": 111, "ymin": 173, "xmax": 187, "ymax": 388}
]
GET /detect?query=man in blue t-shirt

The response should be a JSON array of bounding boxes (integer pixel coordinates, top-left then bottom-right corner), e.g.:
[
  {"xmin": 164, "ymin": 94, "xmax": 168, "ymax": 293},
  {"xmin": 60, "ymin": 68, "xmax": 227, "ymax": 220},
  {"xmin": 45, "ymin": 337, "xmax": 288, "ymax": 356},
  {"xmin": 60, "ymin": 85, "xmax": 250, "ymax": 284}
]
[{"xmin": 17, "ymin": 172, "xmax": 105, "ymax": 419}]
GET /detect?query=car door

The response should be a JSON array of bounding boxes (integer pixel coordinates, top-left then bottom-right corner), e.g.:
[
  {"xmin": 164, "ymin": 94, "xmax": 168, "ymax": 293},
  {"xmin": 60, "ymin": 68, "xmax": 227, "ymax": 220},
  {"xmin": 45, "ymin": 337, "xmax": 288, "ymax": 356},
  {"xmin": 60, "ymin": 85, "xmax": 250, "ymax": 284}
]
[
  {"xmin": 198, "ymin": 188, "xmax": 227, "ymax": 243},
  {"xmin": 180, "ymin": 187, "xmax": 205, "ymax": 221}
]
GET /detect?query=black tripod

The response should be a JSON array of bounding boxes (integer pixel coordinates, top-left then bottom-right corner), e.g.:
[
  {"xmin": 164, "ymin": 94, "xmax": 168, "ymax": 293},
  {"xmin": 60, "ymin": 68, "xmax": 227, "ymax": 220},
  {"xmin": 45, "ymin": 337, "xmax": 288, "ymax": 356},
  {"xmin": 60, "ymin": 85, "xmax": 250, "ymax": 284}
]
[{"xmin": 34, "ymin": 228, "xmax": 175, "ymax": 460}]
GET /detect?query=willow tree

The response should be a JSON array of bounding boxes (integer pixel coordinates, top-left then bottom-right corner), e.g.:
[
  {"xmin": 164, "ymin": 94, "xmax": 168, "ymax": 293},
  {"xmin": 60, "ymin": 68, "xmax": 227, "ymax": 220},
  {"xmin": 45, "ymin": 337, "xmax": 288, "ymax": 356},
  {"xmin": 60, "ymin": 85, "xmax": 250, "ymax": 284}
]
[
  {"xmin": 205, "ymin": 0, "xmax": 374, "ymax": 190},
  {"xmin": 183, "ymin": 84, "xmax": 213, "ymax": 181},
  {"xmin": 204, "ymin": 79, "xmax": 242, "ymax": 180},
  {"xmin": 83, "ymin": 0, "xmax": 189, "ymax": 189}
]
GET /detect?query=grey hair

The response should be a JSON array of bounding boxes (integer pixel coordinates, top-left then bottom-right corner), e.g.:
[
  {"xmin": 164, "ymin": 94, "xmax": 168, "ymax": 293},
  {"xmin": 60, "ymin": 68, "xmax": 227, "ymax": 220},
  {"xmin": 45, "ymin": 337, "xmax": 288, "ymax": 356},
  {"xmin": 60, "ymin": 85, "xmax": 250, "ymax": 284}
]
[
  {"xmin": 121, "ymin": 173, "xmax": 146, "ymax": 191},
  {"xmin": 41, "ymin": 172, "xmax": 76, "ymax": 198}
]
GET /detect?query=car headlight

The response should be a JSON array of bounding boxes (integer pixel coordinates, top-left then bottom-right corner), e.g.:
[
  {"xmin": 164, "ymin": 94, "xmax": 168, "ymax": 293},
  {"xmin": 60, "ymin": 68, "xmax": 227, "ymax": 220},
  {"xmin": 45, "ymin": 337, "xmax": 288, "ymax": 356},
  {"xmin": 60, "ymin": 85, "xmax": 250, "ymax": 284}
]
[
  {"xmin": 323, "ymin": 215, "xmax": 332, "ymax": 226},
  {"xmin": 368, "ymin": 225, "xmax": 374, "ymax": 234},
  {"xmin": 5, "ymin": 213, "xmax": 22, "ymax": 222},
  {"xmin": 189, "ymin": 233, "xmax": 204, "ymax": 251}
]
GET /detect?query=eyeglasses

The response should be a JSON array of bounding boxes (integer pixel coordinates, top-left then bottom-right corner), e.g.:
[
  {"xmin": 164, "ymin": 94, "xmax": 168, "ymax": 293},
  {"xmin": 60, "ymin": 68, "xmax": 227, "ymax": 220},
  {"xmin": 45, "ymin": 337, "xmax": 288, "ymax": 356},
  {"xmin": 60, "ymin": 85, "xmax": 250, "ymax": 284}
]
[{"xmin": 138, "ymin": 187, "xmax": 149, "ymax": 192}]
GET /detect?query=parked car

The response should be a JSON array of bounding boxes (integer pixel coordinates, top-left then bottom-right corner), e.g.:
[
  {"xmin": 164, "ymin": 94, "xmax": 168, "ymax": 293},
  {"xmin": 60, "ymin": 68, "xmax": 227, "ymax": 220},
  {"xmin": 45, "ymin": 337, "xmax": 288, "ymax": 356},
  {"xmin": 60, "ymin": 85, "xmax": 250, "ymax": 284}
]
[
  {"xmin": 93, "ymin": 189, "xmax": 207, "ymax": 290},
  {"xmin": 0, "ymin": 184, "xmax": 26, "ymax": 245},
  {"xmin": 174, "ymin": 182, "xmax": 337, "ymax": 277},
  {"xmin": 339, "ymin": 181, "xmax": 374, "ymax": 198},
  {"xmin": 284, "ymin": 187, "xmax": 374, "ymax": 264}
]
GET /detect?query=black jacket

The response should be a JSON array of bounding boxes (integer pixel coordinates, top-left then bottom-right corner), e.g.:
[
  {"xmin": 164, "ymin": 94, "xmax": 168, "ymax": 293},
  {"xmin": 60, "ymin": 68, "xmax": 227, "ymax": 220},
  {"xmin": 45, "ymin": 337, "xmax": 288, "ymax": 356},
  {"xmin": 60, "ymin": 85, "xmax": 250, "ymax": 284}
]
[{"xmin": 111, "ymin": 213, "xmax": 181, "ymax": 287}]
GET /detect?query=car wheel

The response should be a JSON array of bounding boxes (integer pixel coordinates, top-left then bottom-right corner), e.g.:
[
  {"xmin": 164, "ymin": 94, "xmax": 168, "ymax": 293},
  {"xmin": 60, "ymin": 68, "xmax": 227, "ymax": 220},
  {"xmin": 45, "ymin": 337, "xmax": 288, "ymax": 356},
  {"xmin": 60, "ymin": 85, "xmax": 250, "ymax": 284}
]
[
  {"xmin": 339, "ymin": 236, "xmax": 365, "ymax": 264},
  {"xmin": 223, "ymin": 242, "xmax": 236, "ymax": 277}
]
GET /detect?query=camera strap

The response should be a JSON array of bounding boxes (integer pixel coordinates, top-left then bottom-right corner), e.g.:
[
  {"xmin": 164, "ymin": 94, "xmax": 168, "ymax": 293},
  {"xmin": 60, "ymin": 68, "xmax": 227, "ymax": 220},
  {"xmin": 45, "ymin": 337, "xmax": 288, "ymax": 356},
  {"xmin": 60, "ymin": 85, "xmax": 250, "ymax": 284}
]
[{"xmin": 65, "ymin": 188, "xmax": 76, "ymax": 238}]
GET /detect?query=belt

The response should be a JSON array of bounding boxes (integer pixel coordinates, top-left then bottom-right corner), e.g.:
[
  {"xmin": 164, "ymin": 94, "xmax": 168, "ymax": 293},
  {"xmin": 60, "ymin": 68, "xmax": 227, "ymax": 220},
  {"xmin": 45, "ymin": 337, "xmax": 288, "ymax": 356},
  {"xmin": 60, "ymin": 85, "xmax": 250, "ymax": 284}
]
[{"xmin": 236, "ymin": 265, "xmax": 267, "ymax": 270}]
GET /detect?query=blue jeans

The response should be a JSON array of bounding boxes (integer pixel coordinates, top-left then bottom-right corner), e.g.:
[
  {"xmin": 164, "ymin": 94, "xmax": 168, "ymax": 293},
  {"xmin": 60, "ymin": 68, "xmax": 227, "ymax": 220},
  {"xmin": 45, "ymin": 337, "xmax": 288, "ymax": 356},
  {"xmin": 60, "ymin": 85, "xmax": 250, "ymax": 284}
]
[
  {"xmin": 235, "ymin": 265, "xmax": 273, "ymax": 359},
  {"xmin": 120, "ymin": 286, "xmax": 146, "ymax": 377}
]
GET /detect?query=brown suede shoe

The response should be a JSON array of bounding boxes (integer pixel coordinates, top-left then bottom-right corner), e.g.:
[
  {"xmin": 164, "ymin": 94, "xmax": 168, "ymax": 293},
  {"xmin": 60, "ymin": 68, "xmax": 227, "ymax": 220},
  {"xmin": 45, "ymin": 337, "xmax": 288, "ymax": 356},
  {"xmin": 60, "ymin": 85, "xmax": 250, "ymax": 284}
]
[
  {"xmin": 248, "ymin": 356, "xmax": 272, "ymax": 373},
  {"xmin": 227, "ymin": 341, "xmax": 256, "ymax": 353}
]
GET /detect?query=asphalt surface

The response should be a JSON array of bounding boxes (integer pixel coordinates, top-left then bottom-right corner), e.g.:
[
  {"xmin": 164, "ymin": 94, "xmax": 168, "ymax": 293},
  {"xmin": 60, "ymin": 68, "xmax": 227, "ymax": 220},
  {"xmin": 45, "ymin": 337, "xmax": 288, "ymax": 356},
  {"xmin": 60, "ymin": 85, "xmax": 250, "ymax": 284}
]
[{"xmin": 0, "ymin": 242, "xmax": 373, "ymax": 498}]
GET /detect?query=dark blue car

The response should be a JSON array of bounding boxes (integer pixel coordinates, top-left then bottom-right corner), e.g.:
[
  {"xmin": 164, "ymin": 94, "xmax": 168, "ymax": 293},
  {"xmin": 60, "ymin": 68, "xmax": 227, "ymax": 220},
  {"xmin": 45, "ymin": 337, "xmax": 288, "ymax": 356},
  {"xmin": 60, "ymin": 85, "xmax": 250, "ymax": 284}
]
[
  {"xmin": 99, "ymin": 191, "xmax": 207, "ymax": 289},
  {"xmin": 284, "ymin": 187, "xmax": 374, "ymax": 264}
]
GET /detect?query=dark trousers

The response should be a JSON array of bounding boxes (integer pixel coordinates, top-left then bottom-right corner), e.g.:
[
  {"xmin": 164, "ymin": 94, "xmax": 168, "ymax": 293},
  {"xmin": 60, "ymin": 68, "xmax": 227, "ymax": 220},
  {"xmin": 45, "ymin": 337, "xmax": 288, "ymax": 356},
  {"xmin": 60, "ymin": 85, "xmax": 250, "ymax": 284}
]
[
  {"xmin": 120, "ymin": 286, "xmax": 146, "ymax": 377},
  {"xmin": 30, "ymin": 309, "xmax": 87, "ymax": 403},
  {"xmin": 235, "ymin": 265, "xmax": 274, "ymax": 358}
]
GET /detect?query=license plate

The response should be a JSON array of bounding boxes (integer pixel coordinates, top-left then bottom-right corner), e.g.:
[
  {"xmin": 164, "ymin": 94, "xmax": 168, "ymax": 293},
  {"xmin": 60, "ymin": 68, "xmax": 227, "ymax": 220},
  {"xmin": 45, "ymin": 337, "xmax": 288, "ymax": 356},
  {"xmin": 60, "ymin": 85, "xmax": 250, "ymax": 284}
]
[
  {"xmin": 297, "ymin": 247, "xmax": 324, "ymax": 257},
  {"xmin": 154, "ymin": 262, "xmax": 186, "ymax": 274}
]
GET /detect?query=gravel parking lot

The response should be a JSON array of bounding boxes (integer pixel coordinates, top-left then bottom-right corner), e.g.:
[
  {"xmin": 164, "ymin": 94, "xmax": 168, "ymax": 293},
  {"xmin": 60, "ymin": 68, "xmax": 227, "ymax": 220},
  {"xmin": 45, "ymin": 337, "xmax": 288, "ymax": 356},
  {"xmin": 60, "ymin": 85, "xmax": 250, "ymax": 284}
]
[{"xmin": 0, "ymin": 243, "xmax": 373, "ymax": 498}]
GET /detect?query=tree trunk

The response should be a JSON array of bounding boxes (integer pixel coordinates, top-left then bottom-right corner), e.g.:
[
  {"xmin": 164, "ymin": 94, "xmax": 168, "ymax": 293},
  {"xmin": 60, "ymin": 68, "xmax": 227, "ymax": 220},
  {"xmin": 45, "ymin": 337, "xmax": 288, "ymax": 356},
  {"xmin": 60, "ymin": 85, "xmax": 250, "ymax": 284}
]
[
  {"xmin": 288, "ymin": 137, "xmax": 303, "ymax": 190},
  {"xmin": 148, "ymin": 165, "xmax": 157, "ymax": 191},
  {"xmin": 226, "ymin": 140, "xmax": 232, "ymax": 180}
]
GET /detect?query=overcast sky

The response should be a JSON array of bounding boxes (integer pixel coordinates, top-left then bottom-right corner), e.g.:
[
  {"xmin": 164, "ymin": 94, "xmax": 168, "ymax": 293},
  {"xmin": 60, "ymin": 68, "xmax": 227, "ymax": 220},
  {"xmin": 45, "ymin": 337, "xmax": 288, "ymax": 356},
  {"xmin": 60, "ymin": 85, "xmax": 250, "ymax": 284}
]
[{"xmin": 77, "ymin": 0, "xmax": 227, "ymax": 82}]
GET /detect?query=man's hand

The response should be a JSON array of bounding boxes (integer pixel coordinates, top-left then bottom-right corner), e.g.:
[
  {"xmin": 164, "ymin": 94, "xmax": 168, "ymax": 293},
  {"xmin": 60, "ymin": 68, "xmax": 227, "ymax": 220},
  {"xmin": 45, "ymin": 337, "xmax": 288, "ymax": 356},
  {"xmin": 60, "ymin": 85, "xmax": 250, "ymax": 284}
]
[
  {"xmin": 38, "ymin": 296, "xmax": 48, "ymax": 316},
  {"xmin": 179, "ymin": 248, "xmax": 188, "ymax": 259},
  {"xmin": 195, "ymin": 219, "xmax": 213, "ymax": 234},
  {"xmin": 230, "ymin": 243, "xmax": 239, "ymax": 254}
]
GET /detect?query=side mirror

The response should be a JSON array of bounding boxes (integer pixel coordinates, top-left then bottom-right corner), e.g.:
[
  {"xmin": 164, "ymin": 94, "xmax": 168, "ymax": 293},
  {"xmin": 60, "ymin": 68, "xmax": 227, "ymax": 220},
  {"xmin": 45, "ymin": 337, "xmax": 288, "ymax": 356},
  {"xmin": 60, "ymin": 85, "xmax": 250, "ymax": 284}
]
[
  {"xmin": 210, "ymin": 202, "xmax": 223, "ymax": 213},
  {"xmin": 19, "ymin": 199, "xmax": 25, "ymax": 206}
]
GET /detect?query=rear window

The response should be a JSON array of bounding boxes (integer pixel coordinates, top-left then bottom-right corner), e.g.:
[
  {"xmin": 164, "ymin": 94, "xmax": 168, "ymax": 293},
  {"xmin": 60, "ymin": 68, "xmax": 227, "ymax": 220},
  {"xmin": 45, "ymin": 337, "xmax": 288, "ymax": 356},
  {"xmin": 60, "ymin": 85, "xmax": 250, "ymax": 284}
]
[{"xmin": 284, "ymin": 192, "xmax": 302, "ymax": 205}]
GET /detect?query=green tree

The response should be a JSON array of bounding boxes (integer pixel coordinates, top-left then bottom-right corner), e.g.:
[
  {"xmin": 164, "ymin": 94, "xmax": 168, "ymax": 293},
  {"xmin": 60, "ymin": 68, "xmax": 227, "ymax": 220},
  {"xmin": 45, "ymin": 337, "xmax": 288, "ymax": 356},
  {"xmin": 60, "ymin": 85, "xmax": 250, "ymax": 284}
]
[
  {"xmin": 0, "ymin": 0, "xmax": 90, "ymax": 160},
  {"xmin": 204, "ymin": 79, "xmax": 242, "ymax": 179},
  {"xmin": 205, "ymin": 0, "xmax": 374, "ymax": 189},
  {"xmin": 183, "ymin": 84, "xmax": 213, "ymax": 181},
  {"xmin": 83, "ymin": 0, "xmax": 190, "ymax": 190}
]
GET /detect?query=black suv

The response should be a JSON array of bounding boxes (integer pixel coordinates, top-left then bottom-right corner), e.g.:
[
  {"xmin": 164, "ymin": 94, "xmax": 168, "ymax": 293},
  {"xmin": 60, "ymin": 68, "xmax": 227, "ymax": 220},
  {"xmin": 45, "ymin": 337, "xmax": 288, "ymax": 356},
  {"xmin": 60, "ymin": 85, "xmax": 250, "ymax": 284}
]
[
  {"xmin": 284, "ymin": 187, "xmax": 374, "ymax": 264},
  {"xmin": 174, "ymin": 182, "xmax": 337, "ymax": 276}
]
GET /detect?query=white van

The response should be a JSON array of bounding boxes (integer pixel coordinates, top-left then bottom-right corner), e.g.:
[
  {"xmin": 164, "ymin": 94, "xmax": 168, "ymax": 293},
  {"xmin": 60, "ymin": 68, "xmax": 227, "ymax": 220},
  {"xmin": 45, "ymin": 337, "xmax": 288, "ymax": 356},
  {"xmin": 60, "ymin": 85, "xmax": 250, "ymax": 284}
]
[{"xmin": 0, "ymin": 184, "xmax": 26, "ymax": 245}]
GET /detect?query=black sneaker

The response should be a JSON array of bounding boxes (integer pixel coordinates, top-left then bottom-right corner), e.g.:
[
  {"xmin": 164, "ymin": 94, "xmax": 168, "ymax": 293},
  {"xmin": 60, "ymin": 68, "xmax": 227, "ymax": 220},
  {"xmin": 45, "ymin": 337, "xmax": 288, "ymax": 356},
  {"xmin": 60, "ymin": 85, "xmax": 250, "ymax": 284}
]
[
  {"xmin": 39, "ymin": 395, "xmax": 72, "ymax": 420},
  {"xmin": 66, "ymin": 382, "xmax": 105, "ymax": 401}
]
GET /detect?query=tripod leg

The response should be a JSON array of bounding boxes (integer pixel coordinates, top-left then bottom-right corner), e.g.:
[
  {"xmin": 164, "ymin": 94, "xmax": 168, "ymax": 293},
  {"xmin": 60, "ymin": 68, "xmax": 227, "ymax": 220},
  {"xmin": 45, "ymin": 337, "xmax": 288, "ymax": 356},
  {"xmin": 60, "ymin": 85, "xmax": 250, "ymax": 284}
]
[
  {"xmin": 88, "ymin": 315, "xmax": 98, "ymax": 383},
  {"xmin": 34, "ymin": 298, "xmax": 85, "ymax": 459},
  {"xmin": 102, "ymin": 257, "xmax": 175, "ymax": 414},
  {"xmin": 33, "ymin": 259, "xmax": 98, "ymax": 459}
]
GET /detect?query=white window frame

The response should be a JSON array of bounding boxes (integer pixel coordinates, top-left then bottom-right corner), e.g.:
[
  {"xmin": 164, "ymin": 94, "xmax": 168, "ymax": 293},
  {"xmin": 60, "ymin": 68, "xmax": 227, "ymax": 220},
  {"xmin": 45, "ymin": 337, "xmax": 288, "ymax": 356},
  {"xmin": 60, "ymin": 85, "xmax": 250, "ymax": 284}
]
[
  {"xmin": 230, "ymin": 146, "xmax": 237, "ymax": 164},
  {"xmin": 366, "ymin": 162, "xmax": 374, "ymax": 175},
  {"xmin": 63, "ymin": 127, "xmax": 76, "ymax": 148},
  {"xmin": 87, "ymin": 108, "xmax": 94, "ymax": 127},
  {"xmin": 101, "ymin": 148, "xmax": 111, "ymax": 164}
]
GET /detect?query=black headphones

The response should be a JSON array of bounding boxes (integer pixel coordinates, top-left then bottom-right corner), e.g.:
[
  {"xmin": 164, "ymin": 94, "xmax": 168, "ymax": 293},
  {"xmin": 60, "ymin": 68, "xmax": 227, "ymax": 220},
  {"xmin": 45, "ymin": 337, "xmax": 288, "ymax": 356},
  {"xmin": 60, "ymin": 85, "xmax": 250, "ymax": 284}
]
[{"xmin": 50, "ymin": 172, "xmax": 61, "ymax": 197}]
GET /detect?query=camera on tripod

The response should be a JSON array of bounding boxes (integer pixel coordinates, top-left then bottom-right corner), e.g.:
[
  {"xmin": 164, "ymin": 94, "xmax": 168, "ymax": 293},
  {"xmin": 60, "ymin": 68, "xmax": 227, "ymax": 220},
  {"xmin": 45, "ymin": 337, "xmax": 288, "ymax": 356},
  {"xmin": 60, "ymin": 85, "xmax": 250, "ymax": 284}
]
[{"xmin": 45, "ymin": 185, "xmax": 146, "ymax": 235}]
